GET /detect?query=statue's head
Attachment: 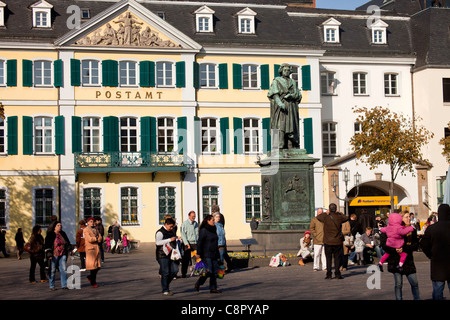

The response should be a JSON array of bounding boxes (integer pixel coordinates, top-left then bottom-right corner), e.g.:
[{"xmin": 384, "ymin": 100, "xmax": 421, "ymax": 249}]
[{"xmin": 278, "ymin": 63, "xmax": 292, "ymax": 77}]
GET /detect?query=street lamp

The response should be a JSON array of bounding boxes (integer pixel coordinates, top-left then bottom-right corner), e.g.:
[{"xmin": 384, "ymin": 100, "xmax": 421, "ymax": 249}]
[{"xmin": 332, "ymin": 167, "xmax": 361, "ymax": 216}]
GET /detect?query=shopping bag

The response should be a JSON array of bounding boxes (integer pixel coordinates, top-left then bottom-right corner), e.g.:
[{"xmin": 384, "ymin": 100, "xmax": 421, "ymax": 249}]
[
  {"xmin": 217, "ymin": 265, "xmax": 226, "ymax": 279},
  {"xmin": 163, "ymin": 243, "xmax": 172, "ymax": 256},
  {"xmin": 269, "ymin": 255, "xmax": 280, "ymax": 267},
  {"xmin": 171, "ymin": 246, "xmax": 182, "ymax": 260},
  {"xmin": 193, "ymin": 260, "xmax": 209, "ymax": 277}
]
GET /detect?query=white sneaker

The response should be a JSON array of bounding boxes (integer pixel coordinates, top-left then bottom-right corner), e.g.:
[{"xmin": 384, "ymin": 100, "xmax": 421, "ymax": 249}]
[
  {"xmin": 348, "ymin": 260, "xmax": 355, "ymax": 265},
  {"xmin": 80, "ymin": 269, "xmax": 86, "ymax": 272}
]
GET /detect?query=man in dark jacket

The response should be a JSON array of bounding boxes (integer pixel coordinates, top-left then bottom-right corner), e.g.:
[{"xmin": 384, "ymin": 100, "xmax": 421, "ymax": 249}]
[
  {"xmin": 421, "ymin": 203, "xmax": 450, "ymax": 300},
  {"xmin": 155, "ymin": 218, "xmax": 178, "ymax": 296},
  {"xmin": 317, "ymin": 203, "xmax": 348, "ymax": 280}
]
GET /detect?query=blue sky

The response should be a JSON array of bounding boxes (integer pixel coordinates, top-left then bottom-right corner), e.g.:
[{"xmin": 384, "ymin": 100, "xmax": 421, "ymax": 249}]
[{"xmin": 316, "ymin": 0, "xmax": 370, "ymax": 10}]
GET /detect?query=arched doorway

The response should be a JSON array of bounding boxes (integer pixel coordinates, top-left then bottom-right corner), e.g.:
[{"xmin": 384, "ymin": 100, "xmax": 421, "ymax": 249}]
[{"xmin": 347, "ymin": 185, "xmax": 390, "ymax": 218}]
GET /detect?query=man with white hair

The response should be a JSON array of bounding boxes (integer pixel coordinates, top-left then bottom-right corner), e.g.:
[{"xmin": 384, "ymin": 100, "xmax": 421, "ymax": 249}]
[{"xmin": 309, "ymin": 208, "xmax": 326, "ymax": 271}]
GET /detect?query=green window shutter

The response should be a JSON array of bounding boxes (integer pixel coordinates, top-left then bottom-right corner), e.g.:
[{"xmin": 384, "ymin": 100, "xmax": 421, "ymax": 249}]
[
  {"xmin": 149, "ymin": 116, "xmax": 157, "ymax": 153},
  {"xmin": 233, "ymin": 117, "xmax": 243, "ymax": 155},
  {"xmin": 302, "ymin": 65, "xmax": 311, "ymax": 91},
  {"xmin": 193, "ymin": 62, "xmax": 199, "ymax": 89},
  {"xmin": 176, "ymin": 61, "xmax": 186, "ymax": 88},
  {"xmin": 6, "ymin": 60, "xmax": 17, "ymax": 87},
  {"xmin": 103, "ymin": 116, "xmax": 119, "ymax": 152},
  {"xmin": 102, "ymin": 60, "xmax": 118, "ymax": 87},
  {"xmin": 71, "ymin": 116, "xmax": 82, "ymax": 153},
  {"xmin": 262, "ymin": 117, "xmax": 271, "ymax": 154},
  {"xmin": 232, "ymin": 63, "xmax": 242, "ymax": 89},
  {"xmin": 140, "ymin": 61, "xmax": 153, "ymax": 87},
  {"xmin": 6, "ymin": 116, "xmax": 18, "ymax": 155},
  {"xmin": 303, "ymin": 118, "xmax": 313, "ymax": 154},
  {"xmin": 194, "ymin": 116, "xmax": 201, "ymax": 155},
  {"xmin": 260, "ymin": 64, "xmax": 270, "ymax": 90},
  {"xmin": 55, "ymin": 116, "xmax": 65, "ymax": 155},
  {"xmin": 22, "ymin": 116, "xmax": 33, "ymax": 155},
  {"xmin": 177, "ymin": 116, "xmax": 187, "ymax": 154},
  {"xmin": 22, "ymin": 60, "xmax": 33, "ymax": 87},
  {"xmin": 219, "ymin": 63, "xmax": 228, "ymax": 89},
  {"xmin": 70, "ymin": 59, "xmax": 81, "ymax": 86},
  {"xmin": 140, "ymin": 116, "xmax": 151, "ymax": 152},
  {"xmin": 54, "ymin": 59, "xmax": 63, "ymax": 87},
  {"xmin": 220, "ymin": 117, "xmax": 229, "ymax": 154},
  {"xmin": 274, "ymin": 64, "xmax": 280, "ymax": 78}
]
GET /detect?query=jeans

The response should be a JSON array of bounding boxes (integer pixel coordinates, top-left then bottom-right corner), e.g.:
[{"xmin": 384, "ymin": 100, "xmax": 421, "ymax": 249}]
[
  {"xmin": 432, "ymin": 281, "xmax": 450, "ymax": 300},
  {"xmin": 157, "ymin": 257, "xmax": 179, "ymax": 293},
  {"xmin": 49, "ymin": 255, "xmax": 67, "ymax": 289},
  {"xmin": 393, "ymin": 272, "xmax": 420, "ymax": 300},
  {"xmin": 218, "ymin": 247, "xmax": 232, "ymax": 269},
  {"xmin": 196, "ymin": 257, "xmax": 218, "ymax": 290},
  {"xmin": 123, "ymin": 245, "xmax": 130, "ymax": 253}
]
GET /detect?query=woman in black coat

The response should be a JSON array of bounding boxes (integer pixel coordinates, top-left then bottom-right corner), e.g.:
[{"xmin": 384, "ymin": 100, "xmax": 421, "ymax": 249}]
[
  {"xmin": 194, "ymin": 214, "xmax": 221, "ymax": 293},
  {"xmin": 27, "ymin": 225, "xmax": 48, "ymax": 283},
  {"xmin": 380, "ymin": 211, "xmax": 420, "ymax": 300},
  {"xmin": 421, "ymin": 203, "xmax": 450, "ymax": 300}
]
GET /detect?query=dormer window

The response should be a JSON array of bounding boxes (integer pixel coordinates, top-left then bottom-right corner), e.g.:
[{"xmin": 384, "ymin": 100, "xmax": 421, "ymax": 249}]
[
  {"xmin": 322, "ymin": 18, "xmax": 341, "ymax": 43},
  {"xmin": 194, "ymin": 5, "xmax": 214, "ymax": 33},
  {"xmin": 237, "ymin": 8, "xmax": 256, "ymax": 34},
  {"xmin": 0, "ymin": 1, "xmax": 6, "ymax": 27},
  {"xmin": 370, "ymin": 19, "xmax": 388, "ymax": 44},
  {"xmin": 31, "ymin": 0, "xmax": 53, "ymax": 28}
]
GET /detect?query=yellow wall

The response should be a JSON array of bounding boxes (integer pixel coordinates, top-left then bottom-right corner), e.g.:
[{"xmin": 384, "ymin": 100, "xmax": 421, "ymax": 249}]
[{"xmin": 1, "ymin": 175, "xmax": 59, "ymax": 246}]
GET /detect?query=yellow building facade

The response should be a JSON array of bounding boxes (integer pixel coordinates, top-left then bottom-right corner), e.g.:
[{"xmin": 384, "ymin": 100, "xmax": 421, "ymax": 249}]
[{"xmin": 0, "ymin": 0, "xmax": 323, "ymax": 245}]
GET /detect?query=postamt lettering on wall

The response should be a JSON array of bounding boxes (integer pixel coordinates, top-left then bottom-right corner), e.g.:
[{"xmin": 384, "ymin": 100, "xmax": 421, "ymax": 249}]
[{"xmin": 95, "ymin": 90, "xmax": 163, "ymax": 99}]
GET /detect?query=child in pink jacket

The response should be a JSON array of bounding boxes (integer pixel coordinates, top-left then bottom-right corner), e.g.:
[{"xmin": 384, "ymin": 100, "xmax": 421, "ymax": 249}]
[{"xmin": 378, "ymin": 213, "xmax": 414, "ymax": 272}]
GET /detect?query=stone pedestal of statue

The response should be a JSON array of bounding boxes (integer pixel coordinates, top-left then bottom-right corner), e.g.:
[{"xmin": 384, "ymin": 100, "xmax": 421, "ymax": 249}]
[{"xmin": 252, "ymin": 148, "xmax": 319, "ymax": 251}]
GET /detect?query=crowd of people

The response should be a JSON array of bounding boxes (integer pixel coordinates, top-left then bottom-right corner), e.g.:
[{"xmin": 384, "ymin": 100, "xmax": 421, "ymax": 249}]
[
  {"xmin": 301, "ymin": 203, "xmax": 450, "ymax": 300},
  {"xmin": 0, "ymin": 202, "xmax": 449, "ymax": 300}
]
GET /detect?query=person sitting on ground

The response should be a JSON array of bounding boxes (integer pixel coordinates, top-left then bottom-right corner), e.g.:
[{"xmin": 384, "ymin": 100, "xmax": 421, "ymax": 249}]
[{"xmin": 297, "ymin": 230, "xmax": 313, "ymax": 266}]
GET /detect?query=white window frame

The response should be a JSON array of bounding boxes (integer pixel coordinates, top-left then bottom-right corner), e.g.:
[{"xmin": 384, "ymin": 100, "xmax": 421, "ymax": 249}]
[
  {"xmin": 119, "ymin": 185, "xmax": 141, "ymax": 227},
  {"xmin": 31, "ymin": 0, "xmax": 52, "ymax": 28},
  {"xmin": 370, "ymin": 19, "xmax": 388, "ymax": 44},
  {"xmin": 0, "ymin": 59, "xmax": 5, "ymax": 86},
  {"xmin": 34, "ymin": 116, "xmax": 54, "ymax": 155},
  {"xmin": 242, "ymin": 64, "xmax": 260, "ymax": 89},
  {"xmin": 321, "ymin": 71, "xmax": 337, "ymax": 95},
  {"xmin": 0, "ymin": 187, "xmax": 10, "ymax": 230},
  {"xmin": 157, "ymin": 116, "xmax": 175, "ymax": 153},
  {"xmin": 243, "ymin": 117, "xmax": 260, "ymax": 154},
  {"xmin": 322, "ymin": 18, "xmax": 341, "ymax": 43},
  {"xmin": 0, "ymin": 2, "xmax": 5, "ymax": 27},
  {"xmin": 80, "ymin": 186, "xmax": 105, "ymax": 221},
  {"xmin": 81, "ymin": 59, "xmax": 101, "ymax": 86},
  {"xmin": 201, "ymin": 185, "xmax": 221, "ymax": 219},
  {"xmin": 158, "ymin": 185, "xmax": 177, "ymax": 225},
  {"xmin": 322, "ymin": 121, "xmax": 337, "ymax": 156},
  {"xmin": 243, "ymin": 184, "xmax": 261, "ymax": 223},
  {"xmin": 237, "ymin": 7, "xmax": 256, "ymax": 34},
  {"xmin": 120, "ymin": 116, "xmax": 139, "ymax": 152},
  {"xmin": 0, "ymin": 117, "xmax": 5, "ymax": 154},
  {"xmin": 353, "ymin": 72, "xmax": 368, "ymax": 96},
  {"xmin": 199, "ymin": 63, "xmax": 218, "ymax": 88},
  {"xmin": 195, "ymin": 5, "xmax": 214, "ymax": 33},
  {"xmin": 82, "ymin": 116, "xmax": 101, "ymax": 153},
  {"xmin": 384, "ymin": 72, "xmax": 399, "ymax": 96},
  {"xmin": 119, "ymin": 60, "xmax": 138, "ymax": 87},
  {"xmin": 32, "ymin": 186, "xmax": 56, "ymax": 227},
  {"xmin": 201, "ymin": 117, "xmax": 219, "ymax": 154},
  {"xmin": 156, "ymin": 61, "xmax": 175, "ymax": 88},
  {"xmin": 33, "ymin": 60, "xmax": 53, "ymax": 87}
]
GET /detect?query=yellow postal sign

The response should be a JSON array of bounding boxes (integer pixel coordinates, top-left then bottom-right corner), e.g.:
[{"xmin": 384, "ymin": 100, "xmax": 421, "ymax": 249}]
[{"xmin": 349, "ymin": 196, "xmax": 398, "ymax": 206}]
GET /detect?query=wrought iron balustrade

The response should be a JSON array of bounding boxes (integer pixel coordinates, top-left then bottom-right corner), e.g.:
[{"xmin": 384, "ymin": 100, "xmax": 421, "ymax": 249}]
[{"xmin": 74, "ymin": 151, "xmax": 190, "ymax": 172}]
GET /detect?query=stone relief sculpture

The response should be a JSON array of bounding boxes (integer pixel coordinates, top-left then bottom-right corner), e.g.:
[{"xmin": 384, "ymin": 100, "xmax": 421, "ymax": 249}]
[{"xmin": 74, "ymin": 12, "xmax": 180, "ymax": 48}]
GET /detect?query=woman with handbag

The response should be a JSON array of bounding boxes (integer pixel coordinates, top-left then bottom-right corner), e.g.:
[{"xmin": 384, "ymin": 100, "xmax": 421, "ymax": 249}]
[
  {"xmin": 26, "ymin": 225, "xmax": 48, "ymax": 283},
  {"xmin": 195, "ymin": 214, "xmax": 221, "ymax": 294},
  {"xmin": 84, "ymin": 217, "xmax": 102, "ymax": 288},
  {"xmin": 45, "ymin": 221, "xmax": 71, "ymax": 290}
]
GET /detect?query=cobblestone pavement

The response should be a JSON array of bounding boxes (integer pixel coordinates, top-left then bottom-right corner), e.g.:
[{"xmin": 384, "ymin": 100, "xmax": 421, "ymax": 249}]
[{"xmin": 0, "ymin": 245, "xmax": 441, "ymax": 302}]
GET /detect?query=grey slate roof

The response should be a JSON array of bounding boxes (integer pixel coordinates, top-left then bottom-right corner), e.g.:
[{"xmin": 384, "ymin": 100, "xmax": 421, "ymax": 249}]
[{"xmin": 0, "ymin": 0, "xmax": 419, "ymax": 59}]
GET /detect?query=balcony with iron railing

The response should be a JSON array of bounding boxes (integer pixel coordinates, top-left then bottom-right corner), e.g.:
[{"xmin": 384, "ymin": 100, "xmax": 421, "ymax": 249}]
[{"xmin": 74, "ymin": 151, "xmax": 192, "ymax": 181}]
